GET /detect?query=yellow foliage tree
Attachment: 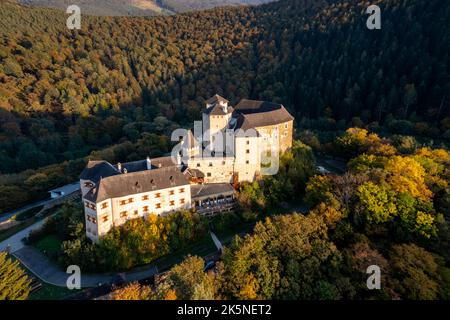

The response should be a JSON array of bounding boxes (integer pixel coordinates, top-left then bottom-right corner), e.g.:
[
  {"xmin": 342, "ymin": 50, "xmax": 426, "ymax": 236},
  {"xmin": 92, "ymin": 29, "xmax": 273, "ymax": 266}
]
[
  {"xmin": 112, "ymin": 282, "xmax": 151, "ymax": 300},
  {"xmin": 385, "ymin": 156, "xmax": 432, "ymax": 201}
]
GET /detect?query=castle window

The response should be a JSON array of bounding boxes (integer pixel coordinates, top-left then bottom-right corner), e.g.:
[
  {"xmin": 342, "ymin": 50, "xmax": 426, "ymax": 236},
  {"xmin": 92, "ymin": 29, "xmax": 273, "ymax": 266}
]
[
  {"xmin": 142, "ymin": 195, "xmax": 149, "ymax": 201},
  {"xmin": 120, "ymin": 211, "xmax": 127, "ymax": 218},
  {"xmin": 207, "ymin": 172, "xmax": 211, "ymax": 177},
  {"xmin": 91, "ymin": 217, "xmax": 97, "ymax": 224},
  {"xmin": 285, "ymin": 123, "xmax": 288, "ymax": 129},
  {"xmin": 101, "ymin": 203, "xmax": 108, "ymax": 209},
  {"xmin": 222, "ymin": 161, "xmax": 226, "ymax": 165},
  {"xmin": 209, "ymin": 162, "xmax": 213, "ymax": 167},
  {"xmin": 102, "ymin": 215, "xmax": 108, "ymax": 223},
  {"xmin": 134, "ymin": 210, "xmax": 139, "ymax": 216},
  {"xmin": 128, "ymin": 198, "xmax": 134, "ymax": 203},
  {"xmin": 155, "ymin": 193, "xmax": 161, "ymax": 198},
  {"xmin": 169, "ymin": 200, "xmax": 175, "ymax": 206},
  {"xmin": 85, "ymin": 202, "xmax": 89, "ymax": 208},
  {"xmin": 90, "ymin": 204, "xmax": 96, "ymax": 210},
  {"xmin": 143, "ymin": 206, "xmax": 149, "ymax": 212},
  {"xmin": 246, "ymin": 141, "xmax": 250, "ymax": 145},
  {"xmin": 119, "ymin": 200, "xmax": 126, "ymax": 206},
  {"xmin": 155, "ymin": 203, "xmax": 161, "ymax": 209},
  {"xmin": 246, "ymin": 149, "xmax": 250, "ymax": 154},
  {"xmin": 180, "ymin": 199, "xmax": 185, "ymax": 204},
  {"xmin": 169, "ymin": 190, "xmax": 175, "ymax": 195},
  {"xmin": 246, "ymin": 160, "xmax": 250, "ymax": 164},
  {"xmin": 196, "ymin": 163, "xmax": 201, "ymax": 167},
  {"xmin": 179, "ymin": 188, "xmax": 185, "ymax": 193}
]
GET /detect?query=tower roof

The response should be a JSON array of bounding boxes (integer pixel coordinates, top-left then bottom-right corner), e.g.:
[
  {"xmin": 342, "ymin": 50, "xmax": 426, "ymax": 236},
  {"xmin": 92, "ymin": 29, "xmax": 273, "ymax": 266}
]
[
  {"xmin": 206, "ymin": 94, "xmax": 229, "ymax": 105},
  {"xmin": 233, "ymin": 99, "xmax": 294, "ymax": 130}
]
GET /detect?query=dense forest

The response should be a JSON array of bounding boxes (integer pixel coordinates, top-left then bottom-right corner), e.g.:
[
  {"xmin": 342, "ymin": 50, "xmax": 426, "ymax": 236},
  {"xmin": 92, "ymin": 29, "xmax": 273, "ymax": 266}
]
[
  {"xmin": 109, "ymin": 130, "xmax": 449, "ymax": 300},
  {"xmin": 0, "ymin": 0, "xmax": 448, "ymax": 211},
  {"xmin": 18, "ymin": 0, "xmax": 169, "ymax": 16},
  {"xmin": 30, "ymin": 130, "xmax": 449, "ymax": 300},
  {"xmin": 18, "ymin": 0, "xmax": 274, "ymax": 15}
]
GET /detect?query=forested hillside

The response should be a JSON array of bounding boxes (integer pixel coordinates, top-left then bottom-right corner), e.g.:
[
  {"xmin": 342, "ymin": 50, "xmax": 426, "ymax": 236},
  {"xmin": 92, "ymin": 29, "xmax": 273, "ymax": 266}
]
[
  {"xmin": 18, "ymin": 0, "xmax": 169, "ymax": 16},
  {"xmin": 0, "ymin": 0, "xmax": 448, "ymax": 175},
  {"xmin": 158, "ymin": 0, "xmax": 274, "ymax": 12},
  {"xmin": 18, "ymin": 0, "xmax": 275, "ymax": 15}
]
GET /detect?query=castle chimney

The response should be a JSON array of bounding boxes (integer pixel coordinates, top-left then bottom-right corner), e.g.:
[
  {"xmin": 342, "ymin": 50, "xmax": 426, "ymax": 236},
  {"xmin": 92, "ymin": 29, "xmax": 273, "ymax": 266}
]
[
  {"xmin": 146, "ymin": 157, "xmax": 152, "ymax": 170},
  {"xmin": 117, "ymin": 162, "xmax": 122, "ymax": 172}
]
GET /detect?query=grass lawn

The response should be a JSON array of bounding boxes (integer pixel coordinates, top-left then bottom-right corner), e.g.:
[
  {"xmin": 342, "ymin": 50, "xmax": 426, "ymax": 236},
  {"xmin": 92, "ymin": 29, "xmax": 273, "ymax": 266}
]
[
  {"xmin": 28, "ymin": 282, "xmax": 81, "ymax": 300},
  {"xmin": 154, "ymin": 234, "xmax": 217, "ymax": 272},
  {"xmin": 0, "ymin": 204, "xmax": 62, "ymax": 243},
  {"xmin": 15, "ymin": 205, "xmax": 44, "ymax": 221},
  {"xmin": 214, "ymin": 221, "xmax": 255, "ymax": 245},
  {"xmin": 8, "ymin": 255, "xmax": 81, "ymax": 300},
  {"xmin": 33, "ymin": 234, "xmax": 63, "ymax": 257},
  {"xmin": 0, "ymin": 217, "xmax": 37, "ymax": 242}
]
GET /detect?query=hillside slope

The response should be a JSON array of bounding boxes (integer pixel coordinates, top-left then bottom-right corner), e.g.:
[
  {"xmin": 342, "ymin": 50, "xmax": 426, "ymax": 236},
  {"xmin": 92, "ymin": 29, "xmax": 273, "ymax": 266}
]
[
  {"xmin": 18, "ymin": 0, "xmax": 275, "ymax": 15},
  {"xmin": 0, "ymin": 0, "xmax": 448, "ymax": 175},
  {"xmin": 18, "ymin": 0, "xmax": 170, "ymax": 16}
]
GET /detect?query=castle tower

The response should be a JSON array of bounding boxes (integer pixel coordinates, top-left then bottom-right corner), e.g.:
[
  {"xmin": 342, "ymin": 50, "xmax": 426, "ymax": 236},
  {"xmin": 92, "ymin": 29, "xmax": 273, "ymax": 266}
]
[{"xmin": 202, "ymin": 94, "xmax": 234, "ymax": 155}]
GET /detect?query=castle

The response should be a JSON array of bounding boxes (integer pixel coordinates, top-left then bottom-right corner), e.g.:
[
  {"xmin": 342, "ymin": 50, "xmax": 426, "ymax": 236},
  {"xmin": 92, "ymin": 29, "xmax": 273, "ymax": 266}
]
[{"xmin": 80, "ymin": 95, "xmax": 294, "ymax": 242}]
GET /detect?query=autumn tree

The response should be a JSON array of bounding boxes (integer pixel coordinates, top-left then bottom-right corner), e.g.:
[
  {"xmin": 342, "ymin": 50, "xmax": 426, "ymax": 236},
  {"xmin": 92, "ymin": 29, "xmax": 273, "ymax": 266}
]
[
  {"xmin": 112, "ymin": 282, "xmax": 151, "ymax": 300},
  {"xmin": 220, "ymin": 213, "xmax": 346, "ymax": 300},
  {"xmin": 388, "ymin": 244, "xmax": 443, "ymax": 300},
  {"xmin": 0, "ymin": 252, "xmax": 31, "ymax": 300},
  {"xmin": 154, "ymin": 255, "xmax": 218, "ymax": 300}
]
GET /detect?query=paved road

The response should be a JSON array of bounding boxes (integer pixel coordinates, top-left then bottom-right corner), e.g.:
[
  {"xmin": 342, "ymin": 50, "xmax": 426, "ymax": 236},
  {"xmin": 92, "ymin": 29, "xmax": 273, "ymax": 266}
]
[
  {"xmin": 0, "ymin": 198, "xmax": 49, "ymax": 223},
  {"xmin": 210, "ymin": 231, "xmax": 223, "ymax": 251},
  {"xmin": 0, "ymin": 217, "xmax": 50, "ymax": 253},
  {"xmin": 0, "ymin": 182, "xmax": 80, "ymax": 223},
  {"xmin": 14, "ymin": 246, "xmax": 158, "ymax": 288}
]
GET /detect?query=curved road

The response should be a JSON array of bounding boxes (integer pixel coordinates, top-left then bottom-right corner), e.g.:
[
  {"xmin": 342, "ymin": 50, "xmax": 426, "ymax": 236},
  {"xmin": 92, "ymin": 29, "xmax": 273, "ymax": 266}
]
[
  {"xmin": 0, "ymin": 217, "xmax": 49, "ymax": 253},
  {"xmin": 14, "ymin": 246, "xmax": 158, "ymax": 288}
]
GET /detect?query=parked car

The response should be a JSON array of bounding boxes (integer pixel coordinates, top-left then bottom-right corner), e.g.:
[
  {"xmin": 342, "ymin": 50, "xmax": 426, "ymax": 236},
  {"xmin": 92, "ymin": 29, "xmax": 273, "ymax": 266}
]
[{"xmin": 203, "ymin": 260, "xmax": 216, "ymax": 272}]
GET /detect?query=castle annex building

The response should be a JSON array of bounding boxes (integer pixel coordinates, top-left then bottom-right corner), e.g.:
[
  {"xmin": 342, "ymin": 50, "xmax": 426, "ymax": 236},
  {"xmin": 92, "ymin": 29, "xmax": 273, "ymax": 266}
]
[{"xmin": 80, "ymin": 95, "xmax": 294, "ymax": 242}]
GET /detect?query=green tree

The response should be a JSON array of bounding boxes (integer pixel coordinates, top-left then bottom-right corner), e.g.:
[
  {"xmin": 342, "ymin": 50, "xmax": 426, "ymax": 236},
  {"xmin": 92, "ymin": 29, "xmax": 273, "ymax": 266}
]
[
  {"xmin": 356, "ymin": 182, "xmax": 397, "ymax": 224},
  {"xmin": 155, "ymin": 255, "xmax": 217, "ymax": 300},
  {"xmin": 388, "ymin": 244, "xmax": 440, "ymax": 300}
]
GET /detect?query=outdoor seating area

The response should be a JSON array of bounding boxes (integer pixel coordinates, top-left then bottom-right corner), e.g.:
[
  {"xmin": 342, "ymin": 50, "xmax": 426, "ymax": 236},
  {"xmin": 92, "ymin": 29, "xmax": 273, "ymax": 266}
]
[{"xmin": 191, "ymin": 183, "xmax": 236, "ymax": 216}]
